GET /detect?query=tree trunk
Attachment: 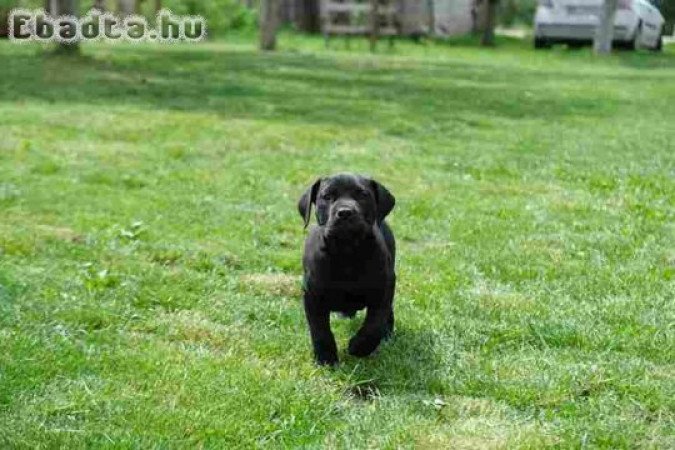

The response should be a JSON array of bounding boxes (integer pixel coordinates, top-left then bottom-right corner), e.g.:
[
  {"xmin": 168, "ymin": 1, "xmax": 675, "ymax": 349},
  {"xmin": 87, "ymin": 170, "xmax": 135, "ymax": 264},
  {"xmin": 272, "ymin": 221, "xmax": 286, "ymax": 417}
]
[
  {"xmin": 55, "ymin": 0, "xmax": 80, "ymax": 54},
  {"xmin": 428, "ymin": 0, "xmax": 435, "ymax": 35},
  {"xmin": 473, "ymin": 0, "xmax": 487, "ymax": 34},
  {"xmin": 93, "ymin": 0, "xmax": 106, "ymax": 11},
  {"xmin": 481, "ymin": 0, "xmax": 498, "ymax": 46},
  {"xmin": 594, "ymin": 0, "xmax": 618, "ymax": 54},
  {"xmin": 45, "ymin": 0, "xmax": 58, "ymax": 15},
  {"xmin": 370, "ymin": 0, "xmax": 379, "ymax": 52},
  {"xmin": 118, "ymin": 0, "xmax": 136, "ymax": 17},
  {"xmin": 260, "ymin": 0, "xmax": 282, "ymax": 50}
]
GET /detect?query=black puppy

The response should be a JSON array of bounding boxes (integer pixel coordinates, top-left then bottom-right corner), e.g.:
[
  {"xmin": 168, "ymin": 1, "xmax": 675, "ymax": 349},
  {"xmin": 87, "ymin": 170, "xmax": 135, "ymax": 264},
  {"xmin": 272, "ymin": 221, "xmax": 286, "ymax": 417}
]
[{"xmin": 298, "ymin": 173, "xmax": 396, "ymax": 365}]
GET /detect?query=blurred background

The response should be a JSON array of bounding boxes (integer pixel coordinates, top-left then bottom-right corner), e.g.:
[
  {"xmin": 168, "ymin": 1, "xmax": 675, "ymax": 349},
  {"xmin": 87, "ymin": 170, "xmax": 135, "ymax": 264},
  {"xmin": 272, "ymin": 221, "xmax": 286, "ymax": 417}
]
[{"xmin": 1, "ymin": 0, "xmax": 671, "ymax": 43}]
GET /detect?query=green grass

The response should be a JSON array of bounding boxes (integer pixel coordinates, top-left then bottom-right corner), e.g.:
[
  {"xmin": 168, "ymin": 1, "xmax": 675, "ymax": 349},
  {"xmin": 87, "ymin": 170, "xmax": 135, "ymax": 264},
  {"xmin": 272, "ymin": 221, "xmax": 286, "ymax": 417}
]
[{"xmin": 0, "ymin": 35, "xmax": 674, "ymax": 448}]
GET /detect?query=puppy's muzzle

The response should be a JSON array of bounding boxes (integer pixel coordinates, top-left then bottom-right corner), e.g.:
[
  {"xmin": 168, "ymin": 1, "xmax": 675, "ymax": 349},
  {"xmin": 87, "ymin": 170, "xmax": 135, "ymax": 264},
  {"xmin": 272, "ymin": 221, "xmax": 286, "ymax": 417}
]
[
  {"xmin": 326, "ymin": 203, "xmax": 366, "ymax": 239},
  {"xmin": 336, "ymin": 206, "xmax": 355, "ymax": 220},
  {"xmin": 332, "ymin": 203, "xmax": 363, "ymax": 228}
]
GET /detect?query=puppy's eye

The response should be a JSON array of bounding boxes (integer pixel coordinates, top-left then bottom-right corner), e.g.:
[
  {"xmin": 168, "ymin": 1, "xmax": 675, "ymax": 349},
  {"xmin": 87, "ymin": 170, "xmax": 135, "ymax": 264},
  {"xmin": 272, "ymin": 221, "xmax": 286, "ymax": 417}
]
[
  {"xmin": 357, "ymin": 190, "xmax": 369, "ymax": 198},
  {"xmin": 321, "ymin": 193, "xmax": 333, "ymax": 201}
]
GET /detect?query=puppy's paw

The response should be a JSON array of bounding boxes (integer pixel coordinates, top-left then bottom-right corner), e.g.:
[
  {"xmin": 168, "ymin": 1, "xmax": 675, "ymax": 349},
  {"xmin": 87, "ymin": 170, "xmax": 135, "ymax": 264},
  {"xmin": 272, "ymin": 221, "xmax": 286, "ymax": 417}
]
[
  {"xmin": 348, "ymin": 335, "xmax": 380, "ymax": 357},
  {"xmin": 315, "ymin": 350, "xmax": 339, "ymax": 366}
]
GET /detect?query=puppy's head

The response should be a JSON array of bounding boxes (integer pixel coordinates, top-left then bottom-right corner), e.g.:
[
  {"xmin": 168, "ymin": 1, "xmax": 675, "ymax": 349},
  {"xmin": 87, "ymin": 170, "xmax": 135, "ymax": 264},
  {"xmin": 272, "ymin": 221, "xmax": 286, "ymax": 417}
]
[{"xmin": 298, "ymin": 173, "xmax": 395, "ymax": 240}]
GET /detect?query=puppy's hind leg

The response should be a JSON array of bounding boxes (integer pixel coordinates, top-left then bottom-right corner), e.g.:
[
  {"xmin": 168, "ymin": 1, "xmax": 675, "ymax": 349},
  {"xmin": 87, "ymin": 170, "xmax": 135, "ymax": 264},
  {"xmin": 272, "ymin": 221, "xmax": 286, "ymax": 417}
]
[
  {"xmin": 385, "ymin": 279, "xmax": 395, "ymax": 340},
  {"xmin": 384, "ymin": 310, "xmax": 394, "ymax": 341}
]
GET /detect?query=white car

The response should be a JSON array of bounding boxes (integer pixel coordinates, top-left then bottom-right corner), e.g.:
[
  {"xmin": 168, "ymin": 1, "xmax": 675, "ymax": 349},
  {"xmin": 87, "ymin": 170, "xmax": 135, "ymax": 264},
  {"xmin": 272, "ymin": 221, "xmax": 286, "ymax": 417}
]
[{"xmin": 534, "ymin": 0, "xmax": 665, "ymax": 50}]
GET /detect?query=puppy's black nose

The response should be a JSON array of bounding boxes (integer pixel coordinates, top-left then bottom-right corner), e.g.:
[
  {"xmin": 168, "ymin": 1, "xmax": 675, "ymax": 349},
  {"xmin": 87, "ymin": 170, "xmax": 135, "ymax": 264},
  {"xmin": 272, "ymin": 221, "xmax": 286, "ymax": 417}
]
[{"xmin": 336, "ymin": 207, "xmax": 354, "ymax": 219}]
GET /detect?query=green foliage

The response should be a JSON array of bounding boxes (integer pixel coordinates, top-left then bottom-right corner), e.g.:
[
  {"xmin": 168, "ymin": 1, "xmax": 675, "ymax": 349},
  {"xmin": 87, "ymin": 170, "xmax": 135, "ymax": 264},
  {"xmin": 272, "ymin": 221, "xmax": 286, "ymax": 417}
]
[
  {"xmin": 158, "ymin": 0, "xmax": 257, "ymax": 36},
  {"xmin": 0, "ymin": 0, "xmax": 43, "ymax": 10},
  {"xmin": 0, "ymin": 36, "xmax": 674, "ymax": 447},
  {"xmin": 652, "ymin": 0, "xmax": 674, "ymax": 34},
  {"xmin": 499, "ymin": 0, "xmax": 538, "ymax": 27}
]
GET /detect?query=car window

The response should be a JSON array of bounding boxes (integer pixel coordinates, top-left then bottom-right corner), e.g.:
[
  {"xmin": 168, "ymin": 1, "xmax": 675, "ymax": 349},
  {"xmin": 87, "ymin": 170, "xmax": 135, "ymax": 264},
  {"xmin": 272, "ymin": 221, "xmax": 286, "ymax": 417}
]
[
  {"xmin": 647, "ymin": 0, "xmax": 662, "ymax": 13},
  {"xmin": 640, "ymin": 1, "xmax": 655, "ymax": 13}
]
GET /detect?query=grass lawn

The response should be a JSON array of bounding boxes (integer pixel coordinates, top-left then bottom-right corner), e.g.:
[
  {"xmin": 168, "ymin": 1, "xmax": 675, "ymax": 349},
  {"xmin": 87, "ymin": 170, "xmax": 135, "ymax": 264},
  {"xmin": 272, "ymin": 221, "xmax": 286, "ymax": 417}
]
[{"xmin": 0, "ymin": 35, "xmax": 674, "ymax": 448}]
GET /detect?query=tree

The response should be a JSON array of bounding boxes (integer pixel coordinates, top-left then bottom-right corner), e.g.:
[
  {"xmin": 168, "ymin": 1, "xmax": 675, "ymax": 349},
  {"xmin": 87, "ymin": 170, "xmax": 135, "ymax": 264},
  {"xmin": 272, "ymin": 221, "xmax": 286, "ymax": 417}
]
[
  {"xmin": 47, "ymin": 0, "xmax": 80, "ymax": 54},
  {"xmin": 481, "ymin": 0, "xmax": 499, "ymax": 46},
  {"xmin": 593, "ymin": 0, "xmax": 618, "ymax": 54},
  {"xmin": 118, "ymin": 0, "xmax": 136, "ymax": 16},
  {"xmin": 44, "ymin": 0, "xmax": 56, "ymax": 15},
  {"xmin": 652, "ymin": 0, "xmax": 673, "ymax": 35},
  {"xmin": 260, "ymin": 0, "xmax": 281, "ymax": 50},
  {"xmin": 370, "ymin": 0, "xmax": 379, "ymax": 52}
]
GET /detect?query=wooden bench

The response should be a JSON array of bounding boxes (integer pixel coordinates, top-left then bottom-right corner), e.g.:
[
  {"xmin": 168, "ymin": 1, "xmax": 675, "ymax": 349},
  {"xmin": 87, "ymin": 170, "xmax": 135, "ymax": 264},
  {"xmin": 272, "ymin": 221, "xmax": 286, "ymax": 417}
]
[{"xmin": 321, "ymin": 0, "xmax": 399, "ymax": 49}]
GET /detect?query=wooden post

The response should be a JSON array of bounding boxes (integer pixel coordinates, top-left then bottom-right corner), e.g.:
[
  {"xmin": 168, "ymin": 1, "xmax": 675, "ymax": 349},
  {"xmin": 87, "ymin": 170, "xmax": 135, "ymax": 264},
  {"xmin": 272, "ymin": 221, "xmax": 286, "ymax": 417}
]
[
  {"xmin": 299, "ymin": 0, "xmax": 320, "ymax": 33},
  {"xmin": 370, "ymin": 0, "xmax": 379, "ymax": 52}
]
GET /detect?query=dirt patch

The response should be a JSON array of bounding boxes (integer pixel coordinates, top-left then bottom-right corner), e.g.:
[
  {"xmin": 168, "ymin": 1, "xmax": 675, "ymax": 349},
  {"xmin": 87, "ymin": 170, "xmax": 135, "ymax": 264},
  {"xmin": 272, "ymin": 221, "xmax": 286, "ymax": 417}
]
[
  {"xmin": 36, "ymin": 224, "xmax": 85, "ymax": 243},
  {"xmin": 239, "ymin": 273, "xmax": 300, "ymax": 298}
]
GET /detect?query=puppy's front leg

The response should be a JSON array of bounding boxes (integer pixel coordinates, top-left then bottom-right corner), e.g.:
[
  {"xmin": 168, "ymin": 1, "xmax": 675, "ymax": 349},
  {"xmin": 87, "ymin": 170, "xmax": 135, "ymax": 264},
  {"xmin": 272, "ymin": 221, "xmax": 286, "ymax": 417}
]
[
  {"xmin": 348, "ymin": 303, "xmax": 392, "ymax": 357},
  {"xmin": 303, "ymin": 292, "xmax": 338, "ymax": 365},
  {"xmin": 349, "ymin": 283, "xmax": 395, "ymax": 357}
]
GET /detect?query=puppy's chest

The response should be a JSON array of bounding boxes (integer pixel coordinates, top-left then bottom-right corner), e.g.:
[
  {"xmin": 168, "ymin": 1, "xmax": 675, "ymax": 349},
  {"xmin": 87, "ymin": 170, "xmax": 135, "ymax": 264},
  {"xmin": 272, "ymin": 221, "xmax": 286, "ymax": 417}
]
[{"xmin": 321, "ymin": 257, "xmax": 387, "ymax": 289}]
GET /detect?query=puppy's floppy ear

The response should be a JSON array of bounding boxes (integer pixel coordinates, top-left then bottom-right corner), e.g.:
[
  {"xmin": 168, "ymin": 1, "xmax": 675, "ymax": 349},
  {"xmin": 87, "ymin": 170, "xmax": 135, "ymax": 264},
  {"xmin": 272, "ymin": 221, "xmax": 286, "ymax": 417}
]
[
  {"xmin": 370, "ymin": 179, "xmax": 395, "ymax": 222},
  {"xmin": 298, "ymin": 178, "xmax": 321, "ymax": 228}
]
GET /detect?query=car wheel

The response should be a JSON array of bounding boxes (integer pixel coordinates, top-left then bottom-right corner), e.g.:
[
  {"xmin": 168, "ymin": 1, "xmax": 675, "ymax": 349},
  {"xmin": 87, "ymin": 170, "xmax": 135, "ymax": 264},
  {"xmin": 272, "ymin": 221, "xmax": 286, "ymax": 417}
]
[{"xmin": 535, "ymin": 37, "xmax": 551, "ymax": 49}]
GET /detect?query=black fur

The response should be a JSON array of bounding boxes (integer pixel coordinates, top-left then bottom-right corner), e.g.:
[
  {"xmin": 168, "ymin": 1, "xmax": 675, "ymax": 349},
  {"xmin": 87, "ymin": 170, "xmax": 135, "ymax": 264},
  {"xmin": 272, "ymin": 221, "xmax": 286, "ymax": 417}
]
[{"xmin": 298, "ymin": 173, "xmax": 396, "ymax": 365}]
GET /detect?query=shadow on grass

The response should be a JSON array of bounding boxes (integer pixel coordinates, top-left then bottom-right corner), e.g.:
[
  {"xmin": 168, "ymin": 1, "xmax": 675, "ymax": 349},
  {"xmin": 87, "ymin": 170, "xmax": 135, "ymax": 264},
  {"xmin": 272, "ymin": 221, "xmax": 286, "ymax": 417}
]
[
  {"xmin": 336, "ymin": 324, "xmax": 446, "ymax": 397},
  {"xmin": 0, "ymin": 43, "xmax": 627, "ymax": 133},
  {"xmin": 616, "ymin": 47, "xmax": 675, "ymax": 69}
]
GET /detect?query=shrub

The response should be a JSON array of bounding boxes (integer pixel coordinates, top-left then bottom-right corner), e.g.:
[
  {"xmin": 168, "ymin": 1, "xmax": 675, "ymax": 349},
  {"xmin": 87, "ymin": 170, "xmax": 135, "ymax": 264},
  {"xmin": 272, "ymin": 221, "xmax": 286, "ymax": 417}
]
[
  {"xmin": 159, "ymin": 0, "xmax": 257, "ymax": 36},
  {"xmin": 499, "ymin": 0, "xmax": 538, "ymax": 27}
]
